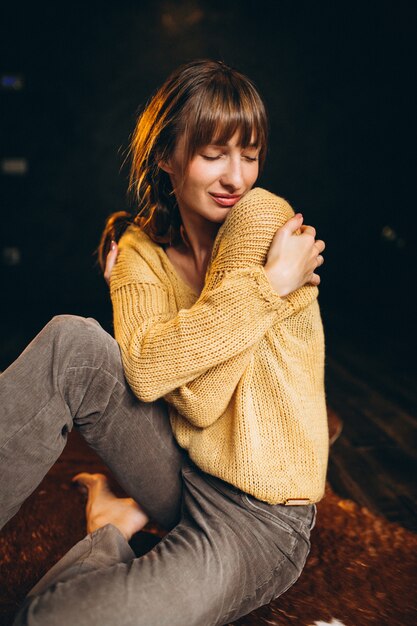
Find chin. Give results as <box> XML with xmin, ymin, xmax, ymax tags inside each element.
<box><xmin>210</xmin><ymin>211</ymin><xmax>231</xmax><ymax>224</ymax></box>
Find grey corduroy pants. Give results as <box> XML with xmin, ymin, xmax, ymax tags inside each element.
<box><xmin>0</xmin><ymin>315</ymin><xmax>316</xmax><ymax>626</ymax></box>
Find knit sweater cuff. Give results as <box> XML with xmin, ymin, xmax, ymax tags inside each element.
<box><xmin>250</xmin><ymin>266</ymin><xmax>289</xmax><ymax>310</ymax></box>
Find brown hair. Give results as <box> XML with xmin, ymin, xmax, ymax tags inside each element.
<box><xmin>98</xmin><ymin>59</ymin><xmax>269</xmax><ymax>270</ymax></box>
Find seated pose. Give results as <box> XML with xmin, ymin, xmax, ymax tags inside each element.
<box><xmin>0</xmin><ymin>59</ymin><xmax>327</xmax><ymax>626</ymax></box>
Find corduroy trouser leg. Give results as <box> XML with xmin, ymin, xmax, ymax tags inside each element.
<box><xmin>0</xmin><ymin>315</ymin><xmax>316</xmax><ymax>626</ymax></box>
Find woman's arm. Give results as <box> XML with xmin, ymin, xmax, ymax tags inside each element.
<box><xmin>111</xmin><ymin>188</ymin><xmax>320</xmax><ymax>426</ymax></box>
<box><xmin>162</xmin><ymin>344</ymin><xmax>256</xmax><ymax>427</ymax></box>
<box><xmin>162</xmin><ymin>189</ymin><xmax>319</xmax><ymax>425</ymax></box>
<box><xmin>111</xmin><ymin>246</ymin><xmax>290</xmax><ymax>405</ymax></box>
<box><xmin>107</xmin><ymin>243</ymin><xmax>265</xmax><ymax>427</ymax></box>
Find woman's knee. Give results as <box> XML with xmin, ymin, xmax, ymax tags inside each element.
<box><xmin>47</xmin><ymin>314</ymin><xmax>102</xmax><ymax>336</ymax></box>
<box><xmin>46</xmin><ymin>315</ymin><xmax>108</xmax><ymax>343</ymax></box>
<box><xmin>43</xmin><ymin>315</ymin><xmax>121</xmax><ymax>371</ymax></box>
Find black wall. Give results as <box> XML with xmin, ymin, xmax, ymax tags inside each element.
<box><xmin>1</xmin><ymin>0</ymin><xmax>415</xmax><ymax>368</ymax></box>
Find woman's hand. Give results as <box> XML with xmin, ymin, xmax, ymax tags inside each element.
<box><xmin>264</xmin><ymin>214</ymin><xmax>325</xmax><ymax>298</ymax></box>
<box><xmin>104</xmin><ymin>241</ymin><xmax>119</xmax><ymax>285</ymax></box>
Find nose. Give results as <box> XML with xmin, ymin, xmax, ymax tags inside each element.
<box><xmin>220</xmin><ymin>156</ymin><xmax>244</xmax><ymax>191</ymax></box>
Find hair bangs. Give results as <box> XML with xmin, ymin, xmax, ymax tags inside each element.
<box><xmin>98</xmin><ymin>59</ymin><xmax>271</xmax><ymax>259</ymax></box>
<box><xmin>182</xmin><ymin>76</ymin><xmax>268</xmax><ymax>170</ymax></box>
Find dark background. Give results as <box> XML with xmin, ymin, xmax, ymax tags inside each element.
<box><xmin>1</xmin><ymin>0</ymin><xmax>416</xmax><ymax>370</ymax></box>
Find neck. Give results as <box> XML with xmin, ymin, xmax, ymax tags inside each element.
<box><xmin>177</xmin><ymin>211</ymin><xmax>221</xmax><ymax>274</ymax></box>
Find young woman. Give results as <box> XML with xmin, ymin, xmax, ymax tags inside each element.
<box><xmin>1</xmin><ymin>59</ymin><xmax>327</xmax><ymax>626</ymax></box>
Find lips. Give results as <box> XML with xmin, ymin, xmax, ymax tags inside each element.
<box><xmin>209</xmin><ymin>193</ymin><xmax>242</xmax><ymax>207</ymax></box>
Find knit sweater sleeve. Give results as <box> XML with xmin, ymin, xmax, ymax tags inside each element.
<box><xmin>162</xmin><ymin>188</ymin><xmax>302</xmax><ymax>425</ymax></box>
<box><xmin>111</xmin><ymin>188</ymin><xmax>304</xmax><ymax>425</ymax></box>
<box><xmin>163</xmin><ymin>344</ymin><xmax>256</xmax><ymax>426</ymax></box>
<box><xmin>111</xmin><ymin>256</ymin><xmax>287</xmax><ymax>404</ymax></box>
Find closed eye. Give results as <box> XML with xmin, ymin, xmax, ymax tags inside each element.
<box><xmin>201</xmin><ymin>154</ymin><xmax>222</xmax><ymax>160</ymax></box>
<box><xmin>201</xmin><ymin>154</ymin><xmax>258</xmax><ymax>162</ymax></box>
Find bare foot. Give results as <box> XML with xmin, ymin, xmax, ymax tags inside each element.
<box><xmin>72</xmin><ymin>473</ymin><xmax>149</xmax><ymax>541</ymax></box>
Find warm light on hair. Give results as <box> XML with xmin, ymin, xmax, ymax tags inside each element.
<box><xmin>99</xmin><ymin>59</ymin><xmax>268</xmax><ymax>269</ymax></box>
<box><xmin>129</xmin><ymin>60</ymin><xmax>268</xmax><ymax>241</ymax></box>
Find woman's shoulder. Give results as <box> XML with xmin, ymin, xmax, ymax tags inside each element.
<box><xmin>208</xmin><ymin>187</ymin><xmax>296</xmax><ymax>272</ymax></box>
<box><xmin>119</xmin><ymin>223</ymin><xmax>155</xmax><ymax>248</ymax></box>
<box><xmin>111</xmin><ymin>224</ymin><xmax>168</xmax><ymax>289</ymax></box>
<box><xmin>233</xmin><ymin>187</ymin><xmax>295</xmax><ymax>225</ymax></box>
<box><xmin>215</xmin><ymin>187</ymin><xmax>295</xmax><ymax>243</ymax></box>
<box><xmin>244</xmin><ymin>187</ymin><xmax>294</xmax><ymax>214</ymax></box>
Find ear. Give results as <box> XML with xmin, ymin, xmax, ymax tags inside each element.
<box><xmin>158</xmin><ymin>158</ymin><xmax>174</xmax><ymax>175</ymax></box>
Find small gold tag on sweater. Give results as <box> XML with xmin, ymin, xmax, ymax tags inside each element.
<box><xmin>284</xmin><ymin>498</ymin><xmax>310</xmax><ymax>506</ymax></box>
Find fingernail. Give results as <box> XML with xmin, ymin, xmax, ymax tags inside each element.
<box><xmin>296</xmin><ymin>213</ymin><xmax>303</xmax><ymax>218</ymax></box>
<box><xmin>111</xmin><ymin>240</ymin><xmax>117</xmax><ymax>251</ymax></box>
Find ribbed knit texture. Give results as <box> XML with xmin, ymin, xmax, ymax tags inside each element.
<box><xmin>111</xmin><ymin>187</ymin><xmax>329</xmax><ymax>504</ymax></box>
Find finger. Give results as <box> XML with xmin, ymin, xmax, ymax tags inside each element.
<box><xmin>299</xmin><ymin>224</ymin><xmax>316</xmax><ymax>238</ymax></box>
<box><xmin>283</xmin><ymin>213</ymin><xmax>304</xmax><ymax>233</ymax></box>
<box><xmin>105</xmin><ymin>245</ymin><xmax>118</xmax><ymax>273</ymax></box>
<box><xmin>308</xmin><ymin>273</ymin><xmax>321</xmax><ymax>286</ymax></box>
<box><xmin>314</xmin><ymin>239</ymin><xmax>326</xmax><ymax>253</ymax></box>
<box><xmin>104</xmin><ymin>242</ymin><xmax>118</xmax><ymax>285</ymax></box>
<box><xmin>316</xmin><ymin>254</ymin><xmax>324</xmax><ymax>267</ymax></box>
<box><xmin>270</xmin><ymin>214</ymin><xmax>304</xmax><ymax>249</ymax></box>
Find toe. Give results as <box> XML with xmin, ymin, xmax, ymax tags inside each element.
<box><xmin>72</xmin><ymin>472</ymin><xmax>105</xmax><ymax>483</ymax></box>
<box><xmin>72</xmin><ymin>471</ymin><xmax>95</xmax><ymax>486</ymax></box>
<box><xmin>72</xmin><ymin>472</ymin><xmax>109</xmax><ymax>491</ymax></box>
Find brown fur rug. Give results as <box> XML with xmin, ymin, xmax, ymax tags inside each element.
<box><xmin>1</xmin><ymin>427</ymin><xmax>416</xmax><ymax>626</ymax></box>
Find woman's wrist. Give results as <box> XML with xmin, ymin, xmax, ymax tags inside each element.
<box><xmin>263</xmin><ymin>264</ymin><xmax>290</xmax><ymax>299</ymax></box>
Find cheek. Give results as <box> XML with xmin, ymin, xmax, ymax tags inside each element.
<box><xmin>186</xmin><ymin>162</ymin><xmax>218</xmax><ymax>189</ymax></box>
<box><xmin>245</xmin><ymin>164</ymin><xmax>259</xmax><ymax>186</ymax></box>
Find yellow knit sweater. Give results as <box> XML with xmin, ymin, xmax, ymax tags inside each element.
<box><xmin>110</xmin><ymin>187</ymin><xmax>329</xmax><ymax>505</ymax></box>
